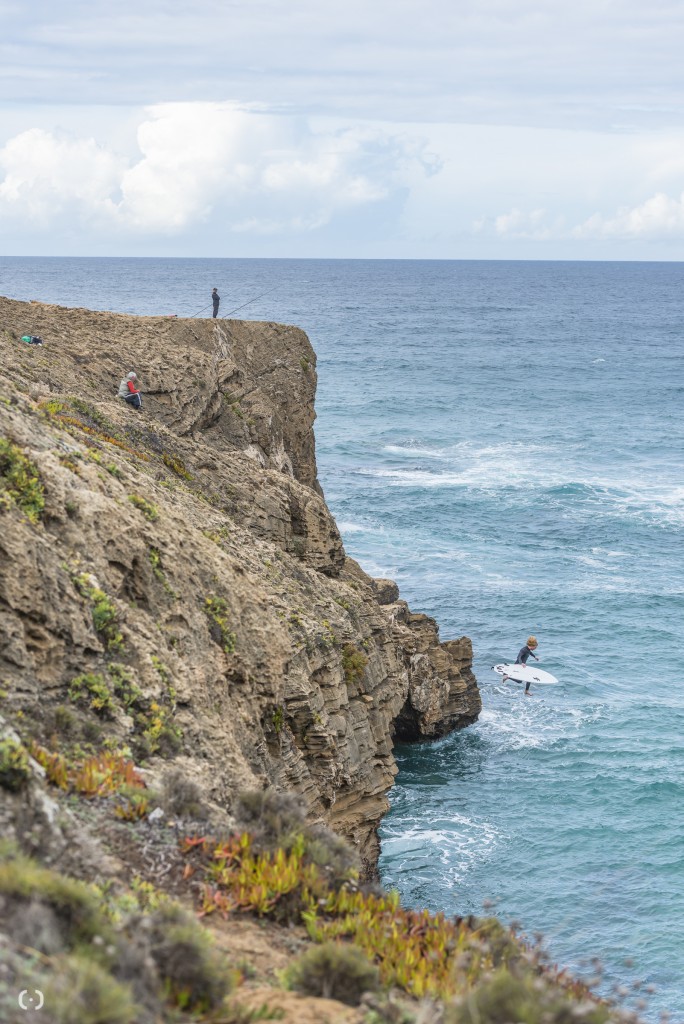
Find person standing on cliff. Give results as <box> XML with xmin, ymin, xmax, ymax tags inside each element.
<box><xmin>502</xmin><ymin>636</ymin><xmax>540</xmax><ymax>695</ymax></box>
<box><xmin>211</xmin><ymin>288</ymin><xmax>220</xmax><ymax>318</ymax></box>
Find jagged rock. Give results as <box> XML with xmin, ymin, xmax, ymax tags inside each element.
<box><xmin>371</xmin><ymin>578</ymin><xmax>399</xmax><ymax>605</ymax></box>
<box><xmin>0</xmin><ymin>297</ymin><xmax>481</xmax><ymax>874</ymax></box>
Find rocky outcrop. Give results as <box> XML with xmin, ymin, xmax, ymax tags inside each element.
<box><xmin>0</xmin><ymin>296</ymin><xmax>481</xmax><ymax>873</ymax></box>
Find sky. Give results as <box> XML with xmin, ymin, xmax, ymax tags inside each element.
<box><xmin>2</xmin><ymin>0</ymin><xmax>684</xmax><ymax>259</ymax></box>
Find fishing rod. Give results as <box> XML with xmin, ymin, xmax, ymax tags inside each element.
<box><xmin>221</xmin><ymin>288</ymin><xmax>277</xmax><ymax>319</ymax></box>
<box><xmin>187</xmin><ymin>302</ymin><xmax>213</xmax><ymax>318</ymax></box>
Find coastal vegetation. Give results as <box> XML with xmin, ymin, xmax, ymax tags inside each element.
<box><xmin>204</xmin><ymin>594</ymin><xmax>237</xmax><ymax>654</ymax></box>
<box><xmin>71</xmin><ymin>571</ymin><xmax>125</xmax><ymax>652</ymax></box>
<box><xmin>0</xmin><ymin>297</ymin><xmax>643</xmax><ymax>1023</ymax></box>
<box><xmin>0</xmin><ymin>736</ymin><xmax>31</xmax><ymax>791</ymax></box>
<box><xmin>0</xmin><ymin>436</ymin><xmax>45</xmax><ymax>523</ymax></box>
<box><xmin>0</xmin><ymin>777</ymin><xmax>622</xmax><ymax>1022</ymax></box>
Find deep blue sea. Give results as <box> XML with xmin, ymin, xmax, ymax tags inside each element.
<box><xmin>2</xmin><ymin>257</ymin><xmax>683</xmax><ymax>1020</ymax></box>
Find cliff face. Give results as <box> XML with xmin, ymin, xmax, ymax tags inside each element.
<box><xmin>0</xmin><ymin>297</ymin><xmax>480</xmax><ymax>872</ymax></box>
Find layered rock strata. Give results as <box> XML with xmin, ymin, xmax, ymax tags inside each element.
<box><xmin>0</xmin><ymin>297</ymin><xmax>480</xmax><ymax>872</ymax></box>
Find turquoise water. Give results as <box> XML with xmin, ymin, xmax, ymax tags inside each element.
<box><xmin>2</xmin><ymin>258</ymin><xmax>683</xmax><ymax>1019</ymax></box>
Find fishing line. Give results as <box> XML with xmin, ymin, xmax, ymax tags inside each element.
<box><xmin>221</xmin><ymin>288</ymin><xmax>277</xmax><ymax>319</ymax></box>
<box><xmin>186</xmin><ymin>302</ymin><xmax>213</xmax><ymax>318</ymax></box>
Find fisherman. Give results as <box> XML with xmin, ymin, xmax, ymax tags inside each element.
<box><xmin>117</xmin><ymin>371</ymin><xmax>142</xmax><ymax>410</ymax></box>
<box><xmin>211</xmin><ymin>288</ymin><xmax>220</xmax><ymax>318</ymax></box>
<box><xmin>502</xmin><ymin>636</ymin><xmax>540</xmax><ymax>695</ymax></box>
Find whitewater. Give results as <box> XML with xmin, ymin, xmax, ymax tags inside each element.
<box><xmin>2</xmin><ymin>256</ymin><xmax>682</xmax><ymax>1020</ymax></box>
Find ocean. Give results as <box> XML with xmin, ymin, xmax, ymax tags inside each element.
<box><xmin>2</xmin><ymin>257</ymin><xmax>683</xmax><ymax>1020</ymax></box>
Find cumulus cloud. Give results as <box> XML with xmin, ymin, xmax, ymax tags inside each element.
<box><xmin>494</xmin><ymin>207</ymin><xmax>550</xmax><ymax>239</ymax></box>
<box><xmin>0</xmin><ymin>102</ymin><xmax>428</xmax><ymax>239</ymax></box>
<box><xmin>473</xmin><ymin>206</ymin><xmax>565</xmax><ymax>241</ymax></box>
<box><xmin>572</xmin><ymin>192</ymin><xmax>684</xmax><ymax>239</ymax></box>
<box><xmin>0</xmin><ymin>127</ymin><xmax>125</xmax><ymax>225</ymax></box>
<box><xmin>476</xmin><ymin>191</ymin><xmax>684</xmax><ymax>245</ymax></box>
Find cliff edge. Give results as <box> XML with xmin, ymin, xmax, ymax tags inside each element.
<box><xmin>0</xmin><ymin>296</ymin><xmax>480</xmax><ymax>873</ymax></box>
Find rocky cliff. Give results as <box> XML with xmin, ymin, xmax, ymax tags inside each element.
<box><xmin>0</xmin><ymin>296</ymin><xmax>480</xmax><ymax>874</ymax></box>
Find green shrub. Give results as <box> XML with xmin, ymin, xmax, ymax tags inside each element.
<box><xmin>285</xmin><ymin>941</ymin><xmax>379</xmax><ymax>1005</ymax></box>
<box><xmin>82</xmin><ymin>719</ymin><xmax>104</xmax><ymax>744</ymax></box>
<box><xmin>127</xmin><ymin>494</ymin><xmax>158</xmax><ymax>521</ymax></box>
<box><xmin>303</xmin><ymin>822</ymin><xmax>360</xmax><ymax>883</ymax></box>
<box><xmin>91</xmin><ymin>594</ymin><xmax>123</xmax><ymax>649</ymax></box>
<box><xmin>0</xmin><ymin>856</ymin><xmax>110</xmax><ymax>950</ymax></box>
<box><xmin>136</xmin><ymin>700</ymin><xmax>182</xmax><ymax>756</ymax></box>
<box><xmin>0</xmin><ymin>854</ymin><xmax>239</xmax><ymax>1023</ymax></box>
<box><xmin>445</xmin><ymin>969</ymin><xmax>611</xmax><ymax>1024</ymax></box>
<box><xmin>235</xmin><ymin>788</ymin><xmax>307</xmax><ymax>850</ymax></box>
<box><xmin>54</xmin><ymin>704</ymin><xmax>80</xmax><ymax>737</ymax></box>
<box><xmin>68</xmin><ymin>673</ymin><xmax>116</xmax><ymax>716</ymax></box>
<box><xmin>162</xmin><ymin>452</ymin><xmax>193</xmax><ymax>480</ymax></box>
<box><xmin>72</xmin><ymin>573</ymin><xmax>124</xmax><ymax>652</ymax></box>
<box><xmin>205</xmin><ymin>595</ymin><xmax>236</xmax><ymax>654</ymax></box>
<box><xmin>474</xmin><ymin>917</ymin><xmax>525</xmax><ymax>969</ymax></box>
<box><xmin>341</xmin><ymin>644</ymin><xmax>368</xmax><ymax>685</ymax></box>
<box><xmin>42</xmin><ymin>399</ymin><xmax>149</xmax><ymax>461</ymax></box>
<box><xmin>0</xmin><ymin>437</ymin><xmax>44</xmax><ymax>523</ymax></box>
<box><xmin>107</xmin><ymin>663</ymin><xmax>143</xmax><ymax>710</ymax></box>
<box><xmin>149</xmin><ymin>903</ymin><xmax>232</xmax><ymax>1013</ymax></box>
<box><xmin>66</xmin><ymin>659</ymin><xmax>181</xmax><ymax>757</ymax></box>
<box><xmin>70</xmin><ymin>398</ymin><xmax>119</xmax><ymax>437</ymax></box>
<box><xmin>148</xmin><ymin>545</ymin><xmax>163</xmax><ymax>575</ymax></box>
<box><xmin>161</xmin><ymin>768</ymin><xmax>206</xmax><ymax>819</ymax></box>
<box><xmin>41</xmin><ymin>398</ymin><xmax>68</xmax><ymax>416</ymax></box>
<box><xmin>0</xmin><ymin>737</ymin><xmax>31</xmax><ymax>791</ymax></box>
<box><xmin>233</xmin><ymin>789</ymin><xmax>358</xmax><ymax>880</ymax></box>
<box><xmin>43</xmin><ymin>955</ymin><xmax>136</xmax><ymax>1024</ymax></box>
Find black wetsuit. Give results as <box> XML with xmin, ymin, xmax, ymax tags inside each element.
<box><xmin>516</xmin><ymin>645</ymin><xmax>538</xmax><ymax>691</ymax></box>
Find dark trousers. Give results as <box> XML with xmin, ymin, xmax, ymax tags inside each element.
<box><xmin>212</xmin><ymin>302</ymin><xmax>219</xmax><ymax>318</ymax></box>
<box><xmin>123</xmin><ymin>392</ymin><xmax>142</xmax><ymax>409</ymax></box>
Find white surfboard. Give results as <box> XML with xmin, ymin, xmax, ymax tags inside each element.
<box><xmin>493</xmin><ymin>663</ymin><xmax>559</xmax><ymax>686</ymax></box>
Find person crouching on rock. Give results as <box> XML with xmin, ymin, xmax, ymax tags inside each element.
<box><xmin>118</xmin><ymin>371</ymin><xmax>142</xmax><ymax>410</ymax></box>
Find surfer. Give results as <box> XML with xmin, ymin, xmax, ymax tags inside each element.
<box><xmin>502</xmin><ymin>636</ymin><xmax>539</xmax><ymax>695</ymax></box>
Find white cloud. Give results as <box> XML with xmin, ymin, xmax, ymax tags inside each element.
<box><xmin>4</xmin><ymin>110</ymin><xmax>684</xmax><ymax>257</ymax></box>
<box><xmin>0</xmin><ymin>102</ymin><xmax>429</xmax><ymax>239</ymax></box>
<box><xmin>572</xmin><ymin>192</ymin><xmax>684</xmax><ymax>239</ymax></box>
<box><xmin>493</xmin><ymin>207</ymin><xmax>554</xmax><ymax>240</ymax></box>
<box><xmin>476</xmin><ymin>187</ymin><xmax>684</xmax><ymax>247</ymax></box>
<box><xmin>470</xmin><ymin>206</ymin><xmax>567</xmax><ymax>242</ymax></box>
<box><xmin>5</xmin><ymin>1</ymin><xmax>684</xmax><ymax>130</ymax></box>
<box><xmin>0</xmin><ymin>127</ymin><xmax>125</xmax><ymax>225</ymax></box>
